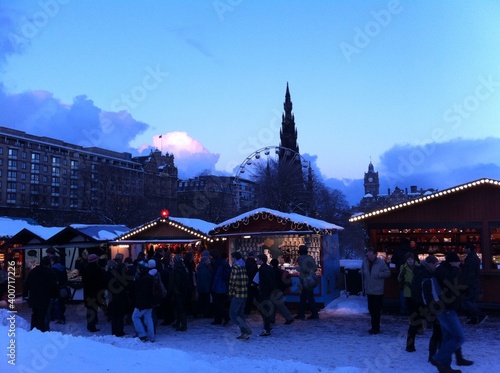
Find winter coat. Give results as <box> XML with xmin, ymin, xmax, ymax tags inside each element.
<box><xmin>410</xmin><ymin>260</ymin><xmax>435</xmax><ymax>306</ymax></box>
<box><xmin>196</xmin><ymin>258</ymin><xmax>212</xmax><ymax>294</ymax></box>
<box><xmin>462</xmin><ymin>252</ymin><xmax>481</xmax><ymax>298</ymax></box>
<box><xmin>106</xmin><ymin>267</ymin><xmax>130</xmax><ymax>316</ymax></box>
<box><xmin>245</xmin><ymin>258</ymin><xmax>258</xmax><ymax>286</ymax></box>
<box><xmin>298</xmin><ymin>254</ymin><xmax>317</xmax><ymax>283</ymax></box>
<box><xmin>361</xmin><ymin>257</ymin><xmax>390</xmax><ymax>295</ymax></box>
<box><xmin>211</xmin><ymin>258</ymin><xmax>231</xmax><ymax>294</ymax></box>
<box><xmin>81</xmin><ymin>262</ymin><xmax>105</xmax><ymax>307</ymax></box>
<box><xmin>23</xmin><ymin>265</ymin><xmax>58</xmax><ymax>309</ymax></box>
<box><xmin>228</xmin><ymin>259</ymin><xmax>248</xmax><ymax>299</ymax></box>
<box><xmin>434</xmin><ymin>261</ymin><xmax>465</xmax><ymax>311</ymax></box>
<box><xmin>257</xmin><ymin>263</ymin><xmax>276</xmax><ymax>300</ymax></box>
<box><xmin>134</xmin><ymin>272</ymin><xmax>156</xmax><ymax>310</ymax></box>
<box><xmin>398</xmin><ymin>262</ymin><xmax>420</xmax><ymax>298</ymax></box>
<box><xmin>170</xmin><ymin>260</ymin><xmax>190</xmax><ymax>296</ymax></box>
<box><xmin>52</xmin><ymin>262</ymin><xmax>68</xmax><ymax>290</ymax></box>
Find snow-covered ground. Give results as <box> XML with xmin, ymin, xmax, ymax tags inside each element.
<box><xmin>1</xmin><ymin>295</ymin><xmax>499</xmax><ymax>373</ymax></box>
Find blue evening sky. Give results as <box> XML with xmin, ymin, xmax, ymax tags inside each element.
<box><xmin>1</xmin><ymin>0</ymin><xmax>500</xmax><ymax>204</ymax></box>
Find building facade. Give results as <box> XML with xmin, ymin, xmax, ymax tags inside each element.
<box><xmin>0</xmin><ymin>126</ymin><xmax>177</xmax><ymax>227</ymax></box>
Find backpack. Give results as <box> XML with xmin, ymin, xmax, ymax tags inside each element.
<box><xmin>421</xmin><ymin>276</ymin><xmax>441</xmax><ymax>305</ymax></box>
<box><xmin>281</xmin><ymin>269</ymin><xmax>292</xmax><ymax>289</ymax></box>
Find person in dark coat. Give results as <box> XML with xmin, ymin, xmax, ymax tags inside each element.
<box><xmin>210</xmin><ymin>250</ymin><xmax>230</xmax><ymax>325</ymax></box>
<box><xmin>244</xmin><ymin>251</ymin><xmax>258</xmax><ymax>315</ymax></box>
<box><xmin>256</xmin><ymin>254</ymin><xmax>276</xmax><ymax>336</ymax></box>
<box><xmin>132</xmin><ymin>265</ymin><xmax>156</xmax><ymax>342</ymax></box>
<box><xmin>50</xmin><ymin>255</ymin><xmax>69</xmax><ymax>324</ymax></box>
<box><xmin>195</xmin><ymin>250</ymin><xmax>212</xmax><ymax>318</ymax></box>
<box><xmin>169</xmin><ymin>254</ymin><xmax>191</xmax><ymax>331</ymax></box>
<box><xmin>183</xmin><ymin>251</ymin><xmax>196</xmax><ymax>316</ymax></box>
<box><xmin>430</xmin><ymin>252</ymin><xmax>471</xmax><ymax>373</ymax></box>
<box><xmin>23</xmin><ymin>256</ymin><xmax>58</xmax><ymax>332</ymax></box>
<box><xmin>296</xmin><ymin>245</ymin><xmax>320</xmax><ymax>321</ymax></box>
<box><xmin>81</xmin><ymin>254</ymin><xmax>106</xmax><ymax>332</ymax></box>
<box><xmin>269</xmin><ymin>258</ymin><xmax>294</xmax><ymax>324</ymax></box>
<box><xmin>461</xmin><ymin>243</ymin><xmax>486</xmax><ymax>325</ymax></box>
<box><xmin>123</xmin><ymin>256</ymin><xmax>136</xmax><ymax>325</ymax></box>
<box><xmin>105</xmin><ymin>259</ymin><xmax>129</xmax><ymax>337</ymax></box>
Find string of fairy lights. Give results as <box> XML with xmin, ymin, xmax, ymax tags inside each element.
<box><xmin>349</xmin><ymin>178</ymin><xmax>500</xmax><ymax>223</ymax></box>
<box><xmin>117</xmin><ymin>218</ymin><xmax>213</xmax><ymax>242</ymax></box>
<box><xmin>210</xmin><ymin>210</ymin><xmax>335</xmax><ymax>236</ymax></box>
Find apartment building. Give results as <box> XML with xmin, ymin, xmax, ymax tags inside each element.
<box><xmin>0</xmin><ymin>126</ymin><xmax>177</xmax><ymax>226</ymax></box>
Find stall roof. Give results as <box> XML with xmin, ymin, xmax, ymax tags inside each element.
<box><xmin>210</xmin><ymin>207</ymin><xmax>344</xmax><ymax>236</ymax></box>
<box><xmin>0</xmin><ymin>216</ymin><xmax>44</xmax><ymax>238</ymax></box>
<box><xmin>349</xmin><ymin>178</ymin><xmax>500</xmax><ymax>223</ymax></box>
<box><xmin>113</xmin><ymin>217</ymin><xmax>216</xmax><ymax>242</ymax></box>
<box><xmin>47</xmin><ymin>224</ymin><xmax>130</xmax><ymax>245</ymax></box>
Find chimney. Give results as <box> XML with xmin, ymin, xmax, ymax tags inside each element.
<box><xmin>411</xmin><ymin>185</ymin><xmax>417</xmax><ymax>193</ymax></box>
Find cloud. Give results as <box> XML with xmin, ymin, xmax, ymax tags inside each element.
<box><xmin>152</xmin><ymin>131</ymin><xmax>220</xmax><ymax>178</ymax></box>
<box><xmin>0</xmin><ymin>85</ymin><xmax>149</xmax><ymax>153</ymax></box>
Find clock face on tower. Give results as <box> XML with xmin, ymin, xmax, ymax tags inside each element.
<box><xmin>368</xmin><ymin>177</ymin><xmax>373</xmax><ymax>182</ymax></box>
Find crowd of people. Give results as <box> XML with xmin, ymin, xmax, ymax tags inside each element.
<box><xmin>22</xmin><ymin>244</ymin><xmax>322</xmax><ymax>343</ymax></box>
<box><xmin>385</xmin><ymin>242</ymin><xmax>486</xmax><ymax>373</ymax></box>
<box><xmin>20</xmin><ymin>241</ymin><xmax>487</xmax><ymax>373</ymax></box>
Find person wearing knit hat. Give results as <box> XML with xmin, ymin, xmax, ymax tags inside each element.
<box><xmin>87</xmin><ymin>254</ymin><xmax>99</xmax><ymax>263</ymax></box>
<box><xmin>146</xmin><ymin>259</ymin><xmax>155</xmax><ymax>268</ymax></box>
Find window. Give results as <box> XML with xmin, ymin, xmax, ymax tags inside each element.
<box><xmin>7</xmin><ymin>193</ymin><xmax>16</xmax><ymax>204</ymax></box>
<box><xmin>30</xmin><ymin>174</ymin><xmax>40</xmax><ymax>183</ymax></box>
<box><xmin>52</xmin><ymin>157</ymin><xmax>61</xmax><ymax>164</ymax></box>
<box><xmin>7</xmin><ymin>171</ymin><xmax>16</xmax><ymax>180</ymax></box>
<box><xmin>31</xmin><ymin>163</ymin><xmax>40</xmax><ymax>173</ymax></box>
<box><xmin>22</xmin><ymin>151</ymin><xmax>27</xmax><ymax>159</ymax></box>
<box><xmin>8</xmin><ymin>148</ymin><xmax>18</xmax><ymax>158</ymax></box>
<box><xmin>8</xmin><ymin>160</ymin><xmax>17</xmax><ymax>169</ymax></box>
<box><xmin>31</xmin><ymin>153</ymin><xmax>40</xmax><ymax>162</ymax></box>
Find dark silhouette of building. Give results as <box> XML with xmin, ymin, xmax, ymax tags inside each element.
<box><xmin>176</xmin><ymin>175</ymin><xmax>242</xmax><ymax>223</ymax></box>
<box><xmin>358</xmin><ymin>161</ymin><xmax>438</xmax><ymax>212</ymax></box>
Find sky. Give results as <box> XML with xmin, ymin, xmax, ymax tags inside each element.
<box><xmin>3</xmin><ymin>288</ymin><xmax>500</xmax><ymax>373</ymax></box>
<box><xmin>1</xmin><ymin>1</ymin><xmax>500</xmax><ymax>205</ymax></box>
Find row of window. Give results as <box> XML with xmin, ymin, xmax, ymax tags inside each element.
<box><xmin>1</xmin><ymin>192</ymin><xmax>79</xmax><ymax>207</ymax></box>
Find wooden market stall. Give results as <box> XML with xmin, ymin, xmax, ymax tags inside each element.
<box><xmin>108</xmin><ymin>215</ymin><xmax>216</xmax><ymax>260</ymax></box>
<box><xmin>349</xmin><ymin>178</ymin><xmax>500</xmax><ymax>306</ymax></box>
<box><xmin>209</xmin><ymin>207</ymin><xmax>344</xmax><ymax>306</ymax></box>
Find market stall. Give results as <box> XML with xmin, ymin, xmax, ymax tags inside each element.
<box><xmin>209</xmin><ymin>207</ymin><xmax>344</xmax><ymax>306</ymax></box>
<box><xmin>109</xmin><ymin>214</ymin><xmax>216</xmax><ymax>260</ymax></box>
<box><xmin>349</xmin><ymin>178</ymin><xmax>500</xmax><ymax>305</ymax></box>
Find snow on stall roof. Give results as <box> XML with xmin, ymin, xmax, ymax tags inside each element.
<box><xmin>21</xmin><ymin>226</ymin><xmax>65</xmax><ymax>240</ymax></box>
<box><xmin>0</xmin><ymin>217</ymin><xmax>64</xmax><ymax>240</ymax></box>
<box><xmin>169</xmin><ymin>217</ymin><xmax>216</xmax><ymax>235</ymax></box>
<box><xmin>213</xmin><ymin>207</ymin><xmax>344</xmax><ymax>231</ymax></box>
<box><xmin>69</xmin><ymin>224</ymin><xmax>130</xmax><ymax>241</ymax></box>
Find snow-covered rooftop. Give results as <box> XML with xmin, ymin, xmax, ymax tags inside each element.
<box><xmin>211</xmin><ymin>207</ymin><xmax>344</xmax><ymax>234</ymax></box>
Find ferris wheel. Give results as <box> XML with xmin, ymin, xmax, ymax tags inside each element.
<box><xmin>234</xmin><ymin>146</ymin><xmax>310</xmax><ymax>213</ymax></box>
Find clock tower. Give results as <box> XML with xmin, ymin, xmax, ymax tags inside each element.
<box><xmin>364</xmin><ymin>161</ymin><xmax>379</xmax><ymax>197</ymax></box>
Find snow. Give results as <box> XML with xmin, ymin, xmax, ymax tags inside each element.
<box><xmin>0</xmin><ymin>217</ymin><xmax>42</xmax><ymax>238</ymax></box>
<box><xmin>169</xmin><ymin>217</ymin><xmax>217</xmax><ymax>235</ymax></box>
<box><xmin>212</xmin><ymin>207</ymin><xmax>344</xmax><ymax>232</ymax></box>
<box><xmin>2</xmin><ymin>295</ymin><xmax>499</xmax><ymax>373</ymax></box>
